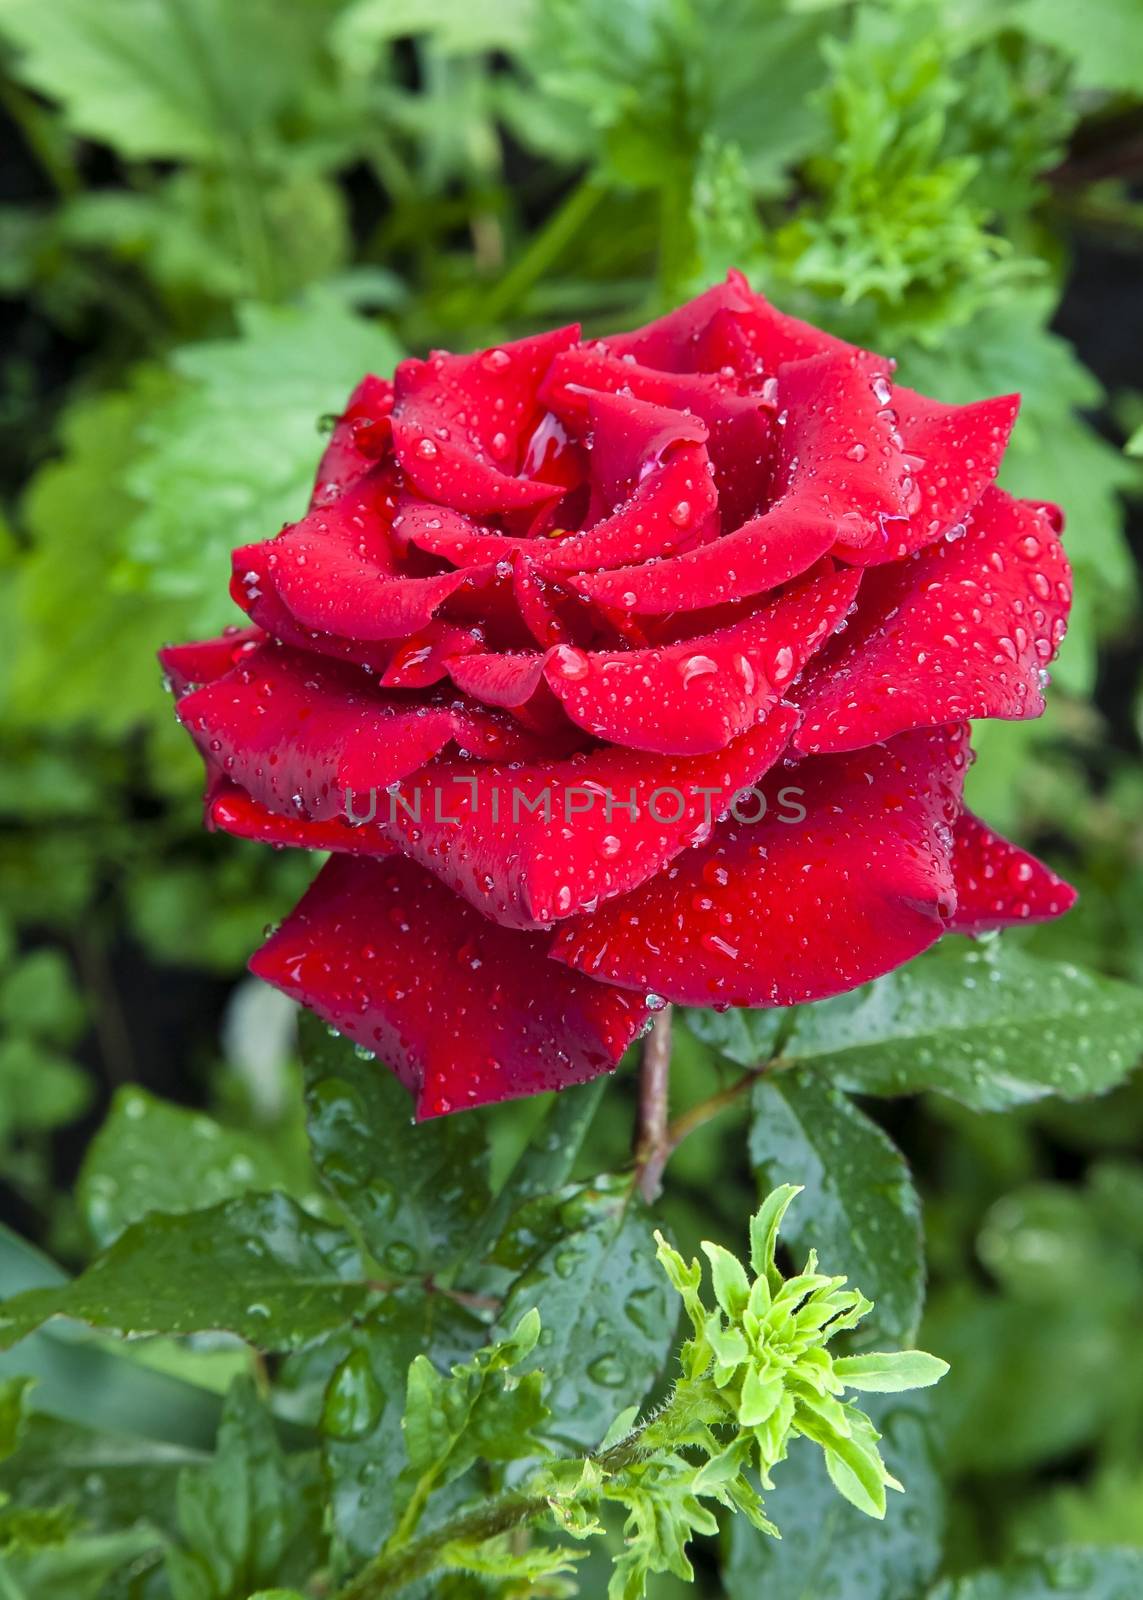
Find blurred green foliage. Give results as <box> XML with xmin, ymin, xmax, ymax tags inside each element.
<box><xmin>0</xmin><ymin>0</ymin><xmax>1142</xmax><ymax>1594</ymax></box>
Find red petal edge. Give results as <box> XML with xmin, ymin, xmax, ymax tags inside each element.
<box><xmin>250</xmin><ymin>854</ymin><xmax>649</xmax><ymax>1118</ymax></box>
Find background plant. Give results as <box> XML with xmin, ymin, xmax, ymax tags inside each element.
<box><xmin>1</xmin><ymin>0</ymin><xmax>1142</xmax><ymax>1595</ymax></box>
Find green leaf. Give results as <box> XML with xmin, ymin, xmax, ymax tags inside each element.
<box><xmin>766</xmin><ymin>939</ymin><xmax>1143</xmax><ymax>1111</ymax></box>
<box><xmin>800</xmin><ymin>1403</ymin><xmax>891</xmax><ymax>1520</ymax></box>
<box><xmin>59</xmin><ymin>166</ymin><xmax>352</xmax><ymax>309</ymax></box>
<box><xmin>1018</xmin><ymin>0</ymin><xmax>1143</xmax><ymax>93</ymax></box>
<box><xmin>316</xmin><ymin>1290</ymin><xmax>484</xmax><ymax>1566</ymax></box>
<box><xmin>397</xmin><ymin>1312</ymin><xmax>550</xmax><ymax>1536</ymax></box>
<box><xmin>0</xmin><ymin>948</ymin><xmax>85</xmax><ymax>1044</ymax></box>
<box><xmin>926</xmin><ymin>1546</ymin><xmax>1143</xmax><ymax>1599</ymax></box>
<box><xmin>0</xmin><ymin>1526</ymin><xmax>164</xmax><ymax>1600</ymax></box>
<box><xmin>78</xmin><ymin>1086</ymin><xmax>308</xmax><ymax>1249</ymax></box>
<box><xmin>0</xmin><ymin>1413</ymin><xmax>199</xmax><ymax>1541</ymax></box>
<box><xmin>166</xmin><ymin>1375</ymin><xmax>324</xmax><ymax>1600</ymax></box>
<box><xmin>494</xmin><ymin>1175</ymin><xmax>676</xmax><ymax>1449</ymax></box>
<box><xmin>922</xmin><ymin>1286</ymin><xmax>1127</xmax><ymax>1474</ymax></box>
<box><xmin>438</xmin><ymin>1532</ymin><xmax>583</xmax><ymax>1585</ymax></box>
<box><xmin>0</xmin><ymin>1378</ymin><xmax>31</xmax><ymax>1461</ymax></box>
<box><xmin>0</xmin><ymin>1194</ymin><xmax>372</xmax><ymax>1352</ymax></box>
<box><xmin>833</xmin><ymin>1352</ymin><xmax>949</xmax><ymax>1393</ymax></box>
<box><xmin>701</xmin><ymin>1242</ymin><xmax>751</xmax><ymax>1319</ymax></box>
<box><xmin>0</xmin><ymin>1223</ymin><xmax>224</xmax><ymax>1449</ymax></box>
<box><xmin>605</xmin><ymin>1452</ymin><xmax>719</xmax><ymax>1596</ymax></box>
<box><xmin>747</xmin><ymin>1182</ymin><xmax>802</xmax><ymax>1295</ymax></box>
<box><xmin>333</xmin><ymin>0</ymin><xmax>535</xmax><ymax>60</ymax></box>
<box><xmin>300</xmin><ymin>1011</ymin><xmax>491</xmax><ymax>1279</ymax></box>
<box><xmin>532</xmin><ymin>0</ymin><xmax>833</xmax><ymax>200</ymax></box>
<box><xmin>926</xmin><ymin>1162</ymin><xmax>1143</xmax><ymax>1474</ymax></box>
<box><xmin>0</xmin><ymin>0</ymin><xmax>330</xmax><ymax>161</ymax></box>
<box><xmin>0</xmin><ymin>1037</ymin><xmax>91</xmax><ymax>1142</ymax></box>
<box><xmin>461</xmin><ymin>1078</ymin><xmax>608</xmax><ymax>1277</ymax></box>
<box><xmin>8</xmin><ymin>374</ymin><xmax>193</xmax><ymax>740</ymax></box>
<box><xmin>724</xmin><ymin>1399</ymin><xmax>944</xmax><ymax>1600</ymax></box>
<box><xmin>748</xmin><ymin>1074</ymin><xmax>925</xmax><ymax>1345</ymax></box>
<box><xmin>125</xmin><ymin>295</ymin><xmax>402</xmax><ymax>635</ymax></box>
<box><xmin>761</xmin><ymin>6</ymin><xmax>1046</xmax><ymax>344</ymax></box>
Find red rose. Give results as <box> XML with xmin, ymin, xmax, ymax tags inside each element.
<box><xmin>162</xmin><ymin>273</ymin><xmax>1075</xmax><ymax>1118</ymax></box>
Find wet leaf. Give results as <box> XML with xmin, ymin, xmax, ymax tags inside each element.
<box><xmin>725</xmin><ymin>1397</ymin><xmax>943</xmax><ymax>1600</ymax></box>
<box><xmin>0</xmin><ymin>1194</ymin><xmax>372</xmax><ymax>1353</ymax></box>
<box><xmin>493</xmin><ymin>1175</ymin><xmax>675</xmax><ymax>1449</ymax></box>
<box><xmin>0</xmin><ymin>1525</ymin><xmax>164</xmax><ymax>1600</ymax></box>
<box><xmin>748</xmin><ymin>1072</ymin><xmax>924</xmax><ymax>1345</ymax></box>
<box><xmin>300</xmin><ymin>1011</ymin><xmax>491</xmax><ymax>1281</ymax></box>
<box><xmin>0</xmin><ymin>1376</ymin><xmax>31</xmax><ymax>1460</ymax></box>
<box><xmin>926</xmin><ymin>1546</ymin><xmax>1143</xmax><ymax>1599</ymax></box>
<box><xmin>0</xmin><ymin>1413</ymin><xmax>198</xmax><ymax>1541</ymax></box>
<box><xmin>125</xmin><ymin>296</ymin><xmax>402</xmax><ymax>634</ymax></box>
<box><xmin>79</xmin><ymin>1087</ymin><xmax>307</xmax><ymax>1249</ymax></box>
<box><xmin>317</xmin><ymin>1290</ymin><xmax>484</xmax><ymax>1566</ymax></box>
<box><xmin>706</xmin><ymin>939</ymin><xmax>1143</xmax><ymax>1110</ymax></box>
<box><xmin>166</xmin><ymin>1376</ymin><xmax>325</xmax><ymax>1600</ymax></box>
<box><xmin>462</xmin><ymin>1078</ymin><xmax>608</xmax><ymax>1280</ymax></box>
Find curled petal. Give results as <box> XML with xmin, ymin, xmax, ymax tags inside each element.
<box><xmin>947</xmin><ymin>812</ymin><xmax>1077</xmax><ymax>931</ymax></box>
<box><xmin>234</xmin><ymin>476</ymin><xmax>493</xmax><ymax>644</ymax></box>
<box><xmin>250</xmin><ymin>855</ymin><xmax>649</xmax><ymax>1117</ymax></box>
<box><xmin>793</xmin><ymin>488</ymin><xmax>1071</xmax><ymax>755</ymax></box>
<box><xmin>574</xmin><ymin>351</ymin><xmax>907</xmax><ymax>614</ymax></box>
<box><xmin>511</xmin><ymin>552</ymin><xmax>581</xmax><ymax>647</ymax></box>
<box><xmin>391</xmin><ymin>326</ymin><xmax>578</xmax><ymax>513</ymax></box>
<box><xmin>582</xmin><ymin>389</ymin><xmax>708</xmax><ymax>510</ymax></box>
<box><xmin>398</xmin><ymin>437</ymin><xmax>720</xmax><ymax>579</ymax></box>
<box><xmin>210</xmin><ymin>782</ymin><xmax>398</xmax><ymax>856</ymax></box>
<box><xmin>600</xmin><ymin>276</ymin><xmax>758</xmax><ymax>371</ymax></box>
<box><xmin>600</xmin><ymin>272</ymin><xmax>866</xmax><ymax>376</ymax></box>
<box><xmin>885</xmin><ymin>387</ymin><xmax>1019</xmax><ymax>560</ymax></box>
<box><xmin>541</xmin><ymin>348</ymin><xmax>775</xmax><ymax>529</ymax></box>
<box><xmin>706</xmin><ymin>274</ymin><xmax>871</xmax><ymax>375</ymax></box>
<box><xmin>159</xmin><ymin>628</ymin><xmax>262</xmax><ymax>697</ymax></box>
<box><xmin>176</xmin><ymin>641</ymin><xmax>542</xmax><ymax>822</ymax></box>
<box><xmin>546</xmin><ymin>563</ymin><xmax>860</xmax><ymax>754</ymax></box>
<box><xmin>551</xmin><ymin>725</ymin><xmax>968</xmax><ymax>1006</ymax></box>
<box><xmin>446</xmin><ymin>649</ymin><xmax>549</xmax><ymax>710</ymax></box>
<box><xmin>310</xmin><ymin>374</ymin><xmax>394</xmax><ymax>505</ymax></box>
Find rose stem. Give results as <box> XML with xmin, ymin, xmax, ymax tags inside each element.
<box><xmin>634</xmin><ymin>1005</ymin><xmax>673</xmax><ymax>1203</ymax></box>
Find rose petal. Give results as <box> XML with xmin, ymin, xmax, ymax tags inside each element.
<box><xmin>209</xmin><ymin>782</ymin><xmax>398</xmax><ymax>856</ymax></box>
<box><xmin>541</xmin><ymin>347</ymin><xmax>775</xmax><ymax>529</ymax></box>
<box><xmin>545</xmin><ymin>563</ymin><xmax>860</xmax><ymax>754</ymax></box>
<box><xmin>391</xmin><ymin>326</ymin><xmax>578</xmax><ymax>514</ymax></box>
<box><xmin>310</xmin><ymin>374</ymin><xmax>394</xmax><ymax>506</ymax></box>
<box><xmin>883</xmin><ymin>387</ymin><xmax>1019</xmax><ymax>560</ymax></box>
<box><xmin>573</xmin><ymin>350</ymin><xmax>907</xmax><ymax>614</ymax></box>
<box><xmin>600</xmin><ymin>276</ymin><xmax>757</xmax><ymax>371</ymax></box>
<box><xmin>234</xmin><ymin>468</ymin><xmax>494</xmax><ymax>643</ymax></box>
<box><xmin>176</xmin><ymin>641</ymin><xmax>540</xmax><ymax>822</ymax></box>
<box><xmin>445</xmin><ymin>649</ymin><xmax>548</xmax><ymax>708</ymax></box>
<box><xmin>376</xmin><ymin>705</ymin><xmax>799</xmax><ymax>929</ymax></box>
<box><xmin>793</xmin><ymin>488</ymin><xmax>1070</xmax><ymax>755</ymax></box>
<box><xmin>397</xmin><ymin>434</ymin><xmax>719</xmax><ymax>580</ymax></box>
<box><xmin>159</xmin><ymin>628</ymin><xmax>263</xmax><ymax>697</ymax></box>
<box><xmin>947</xmin><ymin>811</ymin><xmax>1077</xmax><ymax>930</ymax></box>
<box><xmin>708</xmin><ymin>278</ymin><xmax>874</xmax><ymax>376</ymax></box>
<box><xmin>551</xmin><ymin>725</ymin><xmax>967</xmax><ymax>1006</ymax></box>
<box><xmin>250</xmin><ymin>854</ymin><xmax>648</xmax><ymax>1117</ymax></box>
<box><xmin>582</xmin><ymin>389</ymin><xmax>708</xmax><ymax>509</ymax></box>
